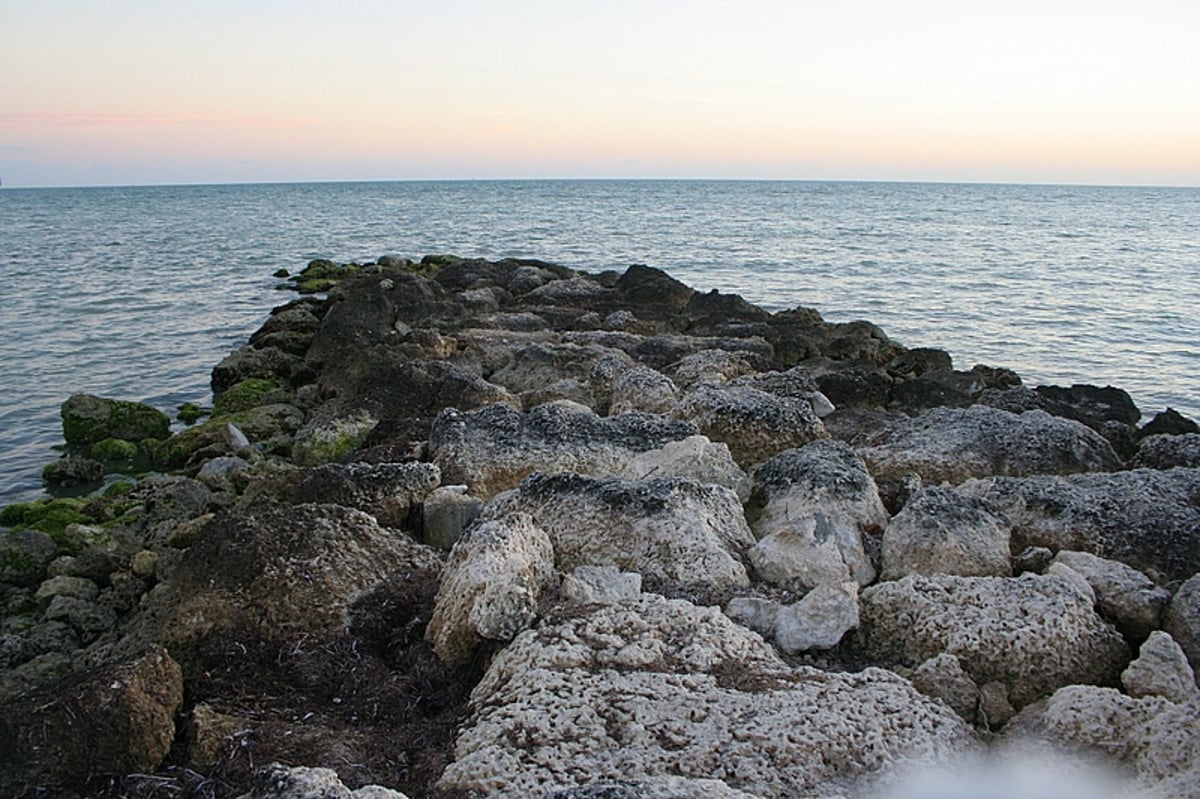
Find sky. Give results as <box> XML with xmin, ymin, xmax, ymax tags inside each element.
<box><xmin>2</xmin><ymin>0</ymin><xmax>1198</xmax><ymax>188</ymax></box>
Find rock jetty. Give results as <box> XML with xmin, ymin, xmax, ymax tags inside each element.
<box><xmin>2</xmin><ymin>255</ymin><xmax>1198</xmax><ymax>799</ymax></box>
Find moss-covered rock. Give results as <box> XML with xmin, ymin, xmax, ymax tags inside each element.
<box><xmin>0</xmin><ymin>498</ymin><xmax>93</xmax><ymax>543</ymax></box>
<box><xmin>153</xmin><ymin>404</ymin><xmax>303</xmax><ymax>468</ymax></box>
<box><xmin>89</xmin><ymin>438</ymin><xmax>140</xmax><ymax>462</ymax></box>
<box><xmin>212</xmin><ymin>378</ymin><xmax>288</xmax><ymax>418</ymax></box>
<box><xmin>0</xmin><ymin>529</ymin><xmax>58</xmax><ymax>587</ymax></box>
<box><xmin>291</xmin><ymin>412</ymin><xmax>377</xmax><ymax>467</ymax></box>
<box><xmin>289</xmin><ymin>258</ymin><xmax>364</xmax><ymax>293</ymax></box>
<box><xmin>177</xmin><ymin>402</ymin><xmax>207</xmax><ymax>425</ymax></box>
<box><xmin>41</xmin><ymin>457</ymin><xmax>105</xmax><ymax>486</ymax></box>
<box><xmin>61</xmin><ymin>394</ymin><xmax>170</xmax><ymax>446</ymax></box>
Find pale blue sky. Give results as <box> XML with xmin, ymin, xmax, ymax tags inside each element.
<box><xmin>2</xmin><ymin>0</ymin><xmax>1198</xmax><ymax>187</ymax></box>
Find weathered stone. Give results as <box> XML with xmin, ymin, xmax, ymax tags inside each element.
<box><xmin>1044</xmin><ymin>562</ymin><xmax>1096</xmax><ymax>604</ymax></box>
<box><xmin>544</xmin><ymin>778</ymin><xmax>764</xmax><ymax>799</ymax></box>
<box><xmin>1164</xmin><ymin>574</ymin><xmax>1200</xmax><ymax>684</ymax></box>
<box><xmin>609</xmin><ymin>365</ymin><xmax>681</xmax><ymax>416</ymax></box>
<box><xmin>126</xmin><ymin>502</ymin><xmax>443</xmax><ymax>654</ymax></box>
<box><xmin>745</xmin><ymin>441</ymin><xmax>883</xmax><ymax>588</ymax></box>
<box><xmin>664</xmin><ymin>349</ymin><xmax>759</xmax><ymax>389</ymax></box>
<box><xmin>0</xmin><ymin>646</ymin><xmax>183</xmax><ymax>792</ymax></box>
<box><xmin>422</xmin><ymin>484</ymin><xmax>484</xmax><ymax>549</ymax></box>
<box><xmin>856</xmin><ymin>406</ymin><xmax>1122</xmax><ymax>484</ymax></box>
<box><xmin>1122</xmin><ymin>631</ymin><xmax>1198</xmax><ymax>703</ymax></box>
<box><xmin>426</xmin><ymin>513</ymin><xmax>556</xmax><ymax>664</ymax></box>
<box><xmin>859</xmin><ymin>573</ymin><xmax>1130</xmax><ymax>707</ymax></box>
<box><xmin>1034</xmin><ymin>383</ymin><xmax>1141</xmax><ymax>428</ymax></box>
<box><xmin>278</xmin><ymin>461</ymin><xmax>441</xmax><ymax>528</ymax></box>
<box><xmin>1050</xmin><ymin>550</ymin><xmax>1169</xmax><ymax>639</ymax></box>
<box><xmin>561</xmin><ymin>565</ymin><xmax>643</xmax><ymax>605</ymax></box>
<box><xmin>44</xmin><ymin>594</ymin><xmax>117</xmax><ymax>641</ymax></box>
<box><xmin>911</xmin><ymin>653</ymin><xmax>979</xmax><ymax>723</ymax></box>
<box><xmin>291</xmin><ymin>410</ymin><xmax>378</xmax><ymax>466</ymax></box>
<box><xmin>880</xmin><ymin>486</ymin><xmax>1012</xmax><ymax>580</ymax></box>
<box><xmin>438</xmin><ymin>594</ymin><xmax>979</xmax><ymax>798</ymax></box>
<box><xmin>773</xmin><ymin>581</ymin><xmax>859</xmax><ymax>653</ymax></box>
<box><xmin>485</xmin><ymin>472</ymin><xmax>755</xmax><ymax>593</ymax></box>
<box><xmin>34</xmin><ymin>574</ymin><xmax>100</xmax><ymax>604</ymax></box>
<box><xmin>0</xmin><ymin>529</ymin><xmax>59</xmax><ymax>587</ymax></box>
<box><xmin>61</xmin><ymin>393</ymin><xmax>171</xmax><ymax>445</ymax></box>
<box><xmin>958</xmin><ymin>468</ymin><xmax>1200</xmax><ymax>583</ymax></box>
<box><xmin>1139</xmin><ymin>407</ymin><xmax>1200</xmax><ymax>438</ymax></box>
<box><xmin>211</xmin><ymin>345</ymin><xmax>304</xmax><ymax>395</ymax></box>
<box><xmin>723</xmin><ymin>596</ymin><xmax>780</xmax><ymax>639</ymax></box>
<box><xmin>978</xmin><ymin>681</ymin><xmax>1017</xmax><ymax>729</ymax></box>
<box><xmin>673</xmin><ymin>382</ymin><xmax>827</xmax><ymax>467</ymax></box>
<box><xmin>1134</xmin><ymin>433</ymin><xmax>1200</xmax><ymax>469</ymax></box>
<box><xmin>42</xmin><ymin>456</ymin><xmax>105</xmax><ymax>486</ymax></box>
<box><xmin>430</xmin><ymin>402</ymin><xmax>698</xmax><ymax>500</ymax></box>
<box><xmin>235</xmin><ymin>762</ymin><xmax>410</xmax><ymax>799</ymax></box>
<box><xmin>622</xmin><ymin>435</ymin><xmax>750</xmax><ymax>502</ymax></box>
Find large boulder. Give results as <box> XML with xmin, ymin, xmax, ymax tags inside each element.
<box><xmin>879</xmin><ymin>486</ymin><xmax>1012</xmax><ymax>580</ymax></box>
<box><xmin>0</xmin><ymin>646</ymin><xmax>183</xmax><ymax>793</ymax></box>
<box><xmin>957</xmin><ymin>468</ymin><xmax>1200</xmax><ymax>583</ymax></box>
<box><xmin>745</xmin><ymin>441</ymin><xmax>884</xmax><ymax>590</ymax></box>
<box><xmin>61</xmin><ymin>393</ymin><xmax>170</xmax><ymax>446</ymax></box>
<box><xmin>426</xmin><ymin>513</ymin><xmax>557</xmax><ymax>665</ymax></box>
<box><xmin>437</xmin><ymin>594</ymin><xmax>979</xmax><ymax>798</ymax></box>
<box><xmin>1049</xmin><ymin>550</ymin><xmax>1170</xmax><ymax>639</ymax></box>
<box><xmin>429</xmin><ymin>402</ymin><xmax>698</xmax><ymax>500</ymax></box>
<box><xmin>672</xmin><ymin>383</ymin><xmax>827</xmax><ymax>467</ymax></box>
<box><xmin>859</xmin><ymin>573</ymin><xmax>1130</xmax><ymax>707</ymax></box>
<box><xmin>483</xmin><ymin>472</ymin><xmax>755</xmax><ymax>594</ymax></box>
<box><xmin>126</xmin><ymin>502</ymin><xmax>443</xmax><ymax>654</ymax></box>
<box><xmin>856</xmin><ymin>406</ymin><xmax>1122</xmax><ymax>484</ymax></box>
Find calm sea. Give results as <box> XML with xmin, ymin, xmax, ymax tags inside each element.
<box><xmin>1</xmin><ymin>180</ymin><xmax>1197</xmax><ymax>505</ymax></box>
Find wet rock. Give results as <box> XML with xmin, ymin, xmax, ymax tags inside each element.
<box><xmin>429</xmin><ymin>402</ymin><xmax>698</xmax><ymax>500</ymax></box>
<box><xmin>1050</xmin><ymin>550</ymin><xmax>1170</xmax><ymax>639</ymax></box>
<box><xmin>485</xmin><ymin>472</ymin><xmax>755</xmax><ymax>593</ymax></box>
<box><xmin>1164</xmin><ymin>574</ymin><xmax>1200</xmax><ymax>681</ymax></box>
<box><xmin>61</xmin><ymin>393</ymin><xmax>171</xmax><ymax>446</ymax></box>
<box><xmin>1122</xmin><ymin>631</ymin><xmax>1198</xmax><ymax>703</ymax></box>
<box><xmin>672</xmin><ymin>382</ymin><xmax>827</xmax><ymax>468</ymax></box>
<box><xmin>277</xmin><ymin>461</ymin><xmax>441</xmax><ymax>528</ymax></box>
<box><xmin>235</xmin><ymin>762</ymin><xmax>410</xmax><ymax>799</ymax></box>
<box><xmin>890</xmin><ymin>369</ymin><xmax>980</xmax><ymax>413</ymax></box>
<box><xmin>212</xmin><ymin>345</ymin><xmax>304</xmax><ymax>395</ymax></box>
<box><xmin>745</xmin><ymin>441</ymin><xmax>884</xmax><ymax>589</ymax></box>
<box><xmin>1034</xmin><ymin>383</ymin><xmax>1141</xmax><ymax>428</ymax></box>
<box><xmin>426</xmin><ymin>513</ymin><xmax>556</xmax><ymax>664</ymax></box>
<box><xmin>879</xmin><ymin>486</ymin><xmax>1012</xmax><ymax>580</ymax></box>
<box><xmin>1134</xmin><ymin>432</ymin><xmax>1200</xmax><ymax>469</ymax></box>
<box><xmin>0</xmin><ymin>646</ymin><xmax>183</xmax><ymax>792</ymax></box>
<box><xmin>858</xmin><ymin>573</ymin><xmax>1130</xmax><ymax>707</ymax></box>
<box><xmin>857</xmin><ymin>406</ymin><xmax>1122</xmax><ymax>484</ymax></box>
<box><xmin>1139</xmin><ymin>407</ymin><xmax>1199</xmax><ymax>438</ymax></box>
<box><xmin>437</xmin><ymin>594</ymin><xmax>978</xmax><ymax>798</ymax></box>
<box><xmin>957</xmin><ymin>468</ymin><xmax>1200</xmax><ymax>583</ymax></box>
<box><xmin>42</xmin><ymin>455</ymin><xmax>105</xmax><ymax>486</ymax></box>
<box><xmin>812</xmin><ymin>365</ymin><xmax>893</xmax><ymax>409</ymax></box>
<box><xmin>0</xmin><ymin>529</ymin><xmax>58</xmax><ymax>587</ymax></box>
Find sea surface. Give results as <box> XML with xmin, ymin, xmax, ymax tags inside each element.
<box><xmin>1</xmin><ymin>180</ymin><xmax>1198</xmax><ymax>505</ymax></box>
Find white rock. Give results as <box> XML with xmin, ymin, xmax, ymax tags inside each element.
<box><xmin>426</xmin><ymin>513</ymin><xmax>556</xmax><ymax>664</ymax></box>
<box><xmin>623</xmin><ymin>435</ymin><xmax>751</xmax><ymax>502</ymax></box>
<box><xmin>609</xmin><ymin>365</ymin><xmax>680</xmax><ymax>416</ymax></box>
<box><xmin>1051</xmin><ymin>550</ymin><xmax>1170</xmax><ymax>638</ymax></box>
<box><xmin>880</xmin><ymin>487</ymin><xmax>1012</xmax><ymax>580</ymax></box>
<box><xmin>749</xmin><ymin>518</ymin><xmax>852</xmax><ymax>591</ymax></box>
<box><xmin>1122</xmin><ymin>631</ymin><xmax>1199</xmax><ymax>703</ymax></box>
<box><xmin>774</xmin><ymin>581</ymin><xmax>860</xmax><ymax>653</ymax></box>
<box><xmin>723</xmin><ymin>596</ymin><xmax>781</xmax><ymax>638</ymax></box>
<box><xmin>562</xmin><ymin>565</ymin><xmax>642</xmax><ymax>605</ymax></box>
<box><xmin>1045</xmin><ymin>562</ymin><xmax>1097</xmax><ymax>604</ymax></box>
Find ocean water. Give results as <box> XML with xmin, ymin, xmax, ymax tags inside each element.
<box><xmin>1</xmin><ymin>180</ymin><xmax>1197</xmax><ymax>505</ymax></box>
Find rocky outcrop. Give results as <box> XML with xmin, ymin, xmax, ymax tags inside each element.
<box><xmin>856</xmin><ymin>406</ymin><xmax>1122</xmax><ymax>483</ymax></box>
<box><xmin>438</xmin><ymin>594</ymin><xmax>979</xmax><ymax>799</ymax></box>
<box><xmin>859</xmin><ymin>573</ymin><xmax>1130</xmax><ymax>707</ymax></box>
<box><xmin>957</xmin><ymin>468</ymin><xmax>1200</xmax><ymax>582</ymax></box>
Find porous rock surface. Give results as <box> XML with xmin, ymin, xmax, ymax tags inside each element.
<box><xmin>958</xmin><ymin>468</ymin><xmax>1200</xmax><ymax>582</ymax></box>
<box><xmin>858</xmin><ymin>573</ymin><xmax>1129</xmax><ymax>707</ymax></box>
<box><xmin>879</xmin><ymin>486</ymin><xmax>1012</xmax><ymax>580</ymax></box>
<box><xmin>438</xmin><ymin>594</ymin><xmax>979</xmax><ymax>799</ymax></box>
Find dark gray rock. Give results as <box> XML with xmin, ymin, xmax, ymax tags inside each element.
<box><xmin>1134</xmin><ymin>433</ymin><xmax>1200</xmax><ymax>469</ymax></box>
<box><xmin>275</xmin><ymin>462</ymin><xmax>441</xmax><ymax>528</ymax></box>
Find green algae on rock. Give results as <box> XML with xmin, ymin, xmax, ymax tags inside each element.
<box><xmin>61</xmin><ymin>394</ymin><xmax>171</xmax><ymax>447</ymax></box>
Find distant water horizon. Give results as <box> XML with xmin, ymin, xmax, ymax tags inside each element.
<box><xmin>2</xmin><ymin>179</ymin><xmax>1197</xmax><ymax>505</ymax></box>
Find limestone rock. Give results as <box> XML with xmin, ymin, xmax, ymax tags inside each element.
<box><xmin>422</xmin><ymin>484</ymin><xmax>484</xmax><ymax>549</ymax></box>
<box><xmin>235</xmin><ymin>762</ymin><xmax>410</xmax><ymax>799</ymax></box>
<box><xmin>277</xmin><ymin>461</ymin><xmax>441</xmax><ymax>528</ymax></box>
<box><xmin>1050</xmin><ymin>550</ymin><xmax>1170</xmax><ymax>638</ymax></box>
<box><xmin>856</xmin><ymin>406</ymin><xmax>1122</xmax><ymax>484</ymax></box>
<box><xmin>1165</xmin><ymin>574</ymin><xmax>1200</xmax><ymax>682</ymax></box>
<box><xmin>562</xmin><ymin>565</ymin><xmax>643</xmax><ymax>605</ymax></box>
<box><xmin>773</xmin><ymin>581</ymin><xmax>860</xmax><ymax>653</ymax></box>
<box><xmin>673</xmin><ymin>382</ymin><xmax>827</xmax><ymax>467</ymax></box>
<box><xmin>622</xmin><ymin>435</ymin><xmax>750</xmax><ymax>502</ymax></box>
<box><xmin>858</xmin><ymin>573</ymin><xmax>1130</xmax><ymax>707</ymax></box>
<box><xmin>430</xmin><ymin>402</ymin><xmax>698</xmax><ymax>500</ymax></box>
<box><xmin>291</xmin><ymin>410</ymin><xmax>378</xmax><ymax>467</ymax></box>
<box><xmin>127</xmin><ymin>501</ymin><xmax>443</xmax><ymax>653</ymax></box>
<box><xmin>438</xmin><ymin>594</ymin><xmax>979</xmax><ymax>798</ymax></box>
<box><xmin>486</xmin><ymin>472</ymin><xmax>756</xmax><ymax>593</ymax></box>
<box><xmin>61</xmin><ymin>393</ymin><xmax>171</xmax><ymax>445</ymax></box>
<box><xmin>958</xmin><ymin>468</ymin><xmax>1200</xmax><ymax>582</ymax></box>
<box><xmin>1122</xmin><ymin>631</ymin><xmax>1198</xmax><ymax>703</ymax></box>
<box><xmin>663</xmin><ymin>348</ymin><xmax>758</xmax><ymax>388</ymax></box>
<box><xmin>1134</xmin><ymin>432</ymin><xmax>1200</xmax><ymax>469</ymax></box>
<box><xmin>745</xmin><ymin>440</ymin><xmax>884</xmax><ymax>588</ymax></box>
<box><xmin>731</xmin><ymin>365</ymin><xmax>834</xmax><ymax>417</ymax></box>
<box><xmin>0</xmin><ymin>646</ymin><xmax>183</xmax><ymax>792</ymax></box>
<box><xmin>609</xmin><ymin>365</ymin><xmax>681</xmax><ymax>416</ymax></box>
<box><xmin>544</xmin><ymin>778</ymin><xmax>765</xmax><ymax>799</ymax></box>
<box><xmin>911</xmin><ymin>653</ymin><xmax>980</xmax><ymax>723</ymax></box>
<box><xmin>426</xmin><ymin>513</ymin><xmax>556</xmax><ymax>664</ymax></box>
<box><xmin>880</xmin><ymin>486</ymin><xmax>1011</xmax><ymax>580</ymax></box>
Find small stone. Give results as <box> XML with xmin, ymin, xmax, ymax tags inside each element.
<box><xmin>561</xmin><ymin>565</ymin><xmax>641</xmax><ymax>604</ymax></box>
<box><xmin>774</xmin><ymin>581</ymin><xmax>859</xmax><ymax>653</ymax></box>
<box><xmin>724</xmin><ymin>596</ymin><xmax>781</xmax><ymax>638</ymax></box>
<box><xmin>912</xmin><ymin>653</ymin><xmax>980</xmax><ymax>723</ymax></box>
<box><xmin>1051</xmin><ymin>550</ymin><xmax>1170</xmax><ymax>638</ymax></box>
<box><xmin>978</xmin><ymin>681</ymin><xmax>1017</xmax><ymax>729</ymax></box>
<box><xmin>34</xmin><ymin>575</ymin><xmax>100</xmax><ymax>605</ymax></box>
<box><xmin>1014</xmin><ymin>546</ymin><xmax>1054</xmax><ymax>574</ymax></box>
<box><xmin>131</xmin><ymin>550</ymin><xmax>159</xmax><ymax>578</ymax></box>
<box><xmin>1121</xmin><ymin>631</ymin><xmax>1198</xmax><ymax>703</ymax></box>
<box><xmin>422</xmin><ymin>485</ymin><xmax>483</xmax><ymax>549</ymax></box>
